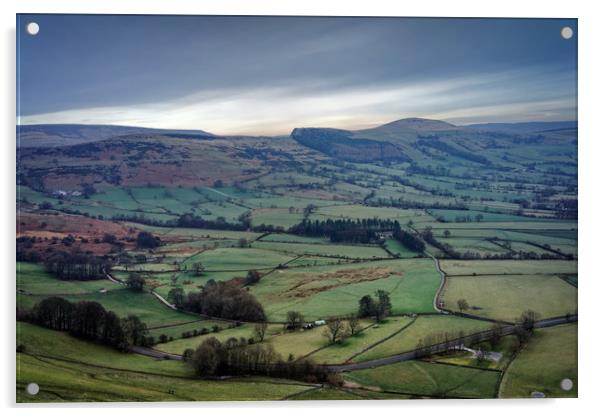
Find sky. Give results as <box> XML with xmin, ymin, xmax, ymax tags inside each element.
<box><xmin>17</xmin><ymin>15</ymin><xmax>577</xmax><ymax>135</ymax></box>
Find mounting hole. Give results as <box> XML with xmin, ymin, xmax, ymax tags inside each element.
<box><xmin>26</xmin><ymin>382</ymin><xmax>39</xmax><ymax>396</ymax></box>
<box><xmin>560</xmin><ymin>378</ymin><xmax>573</xmax><ymax>391</ymax></box>
<box><xmin>561</xmin><ymin>26</ymin><xmax>573</xmax><ymax>40</ymax></box>
<box><xmin>26</xmin><ymin>22</ymin><xmax>40</xmax><ymax>36</ymax></box>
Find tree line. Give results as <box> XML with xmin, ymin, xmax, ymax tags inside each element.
<box><xmin>18</xmin><ymin>297</ymin><xmax>152</xmax><ymax>350</ymax></box>
<box><xmin>392</xmin><ymin>224</ymin><xmax>425</xmax><ymax>252</ymax></box>
<box><xmin>288</xmin><ymin>218</ymin><xmax>400</xmax><ymax>244</ymax></box>
<box><xmin>184</xmin><ymin>336</ymin><xmax>338</xmax><ymax>384</ymax></box>
<box><xmin>43</xmin><ymin>251</ymin><xmax>110</xmax><ymax>281</ymax></box>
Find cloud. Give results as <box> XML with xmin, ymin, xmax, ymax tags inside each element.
<box><xmin>19</xmin><ymin>68</ymin><xmax>576</xmax><ymax>135</ymax></box>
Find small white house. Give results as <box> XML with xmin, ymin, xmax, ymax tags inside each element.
<box><xmin>314</xmin><ymin>320</ymin><xmax>326</xmax><ymax>326</ymax></box>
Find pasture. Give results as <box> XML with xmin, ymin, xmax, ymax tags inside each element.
<box><xmin>250</xmin><ymin>259</ymin><xmax>441</xmax><ymax>321</ymax></box>
<box><xmin>499</xmin><ymin>324</ymin><xmax>577</xmax><ymax>398</ymax></box>
<box><xmin>442</xmin><ymin>275</ymin><xmax>577</xmax><ymax>321</ymax></box>
<box><xmin>354</xmin><ymin>315</ymin><xmax>491</xmax><ymax>362</ymax></box>
<box><xmin>344</xmin><ymin>359</ymin><xmax>501</xmax><ymax>398</ymax></box>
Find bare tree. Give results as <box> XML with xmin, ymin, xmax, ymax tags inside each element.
<box><xmin>254</xmin><ymin>322</ymin><xmax>268</xmax><ymax>342</ymax></box>
<box><xmin>348</xmin><ymin>316</ymin><xmax>361</xmax><ymax>335</ymax></box>
<box><xmin>457</xmin><ymin>298</ymin><xmax>469</xmax><ymax>312</ymax></box>
<box><xmin>323</xmin><ymin>317</ymin><xmax>346</xmax><ymax>344</ymax></box>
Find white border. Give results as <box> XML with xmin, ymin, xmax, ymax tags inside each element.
<box><xmin>2</xmin><ymin>0</ymin><xmax>601</xmax><ymax>414</ymax></box>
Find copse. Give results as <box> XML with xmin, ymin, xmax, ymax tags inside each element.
<box><xmin>44</xmin><ymin>251</ymin><xmax>110</xmax><ymax>281</ymax></box>
<box><xmin>26</xmin><ymin>297</ymin><xmax>152</xmax><ymax>350</ymax></box>
<box><xmin>182</xmin><ymin>280</ymin><xmax>266</xmax><ymax>321</ymax></box>
<box><xmin>188</xmin><ymin>336</ymin><xmax>337</xmax><ymax>383</ymax></box>
<box><xmin>358</xmin><ymin>290</ymin><xmax>392</xmax><ymax>322</ymax></box>
<box><xmin>136</xmin><ymin>231</ymin><xmax>161</xmax><ymax>249</ymax></box>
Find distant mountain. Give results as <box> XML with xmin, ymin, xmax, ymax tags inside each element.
<box><xmin>465</xmin><ymin>121</ymin><xmax>577</xmax><ymax>134</ymax></box>
<box><xmin>363</xmin><ymin>117</ymin><xmax>460</xmax><ymax>134</ymax></box>
<box><xmin>17</xmin><ymin>124</ymin><xmax>214</xmax><ymax>147</ymax></box>
<box><xmin>291</xmin><ymin>117</ymin><xmax>577</xmax><ymax>164</ymax></box>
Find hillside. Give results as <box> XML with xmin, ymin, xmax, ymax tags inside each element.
<box><xmin>17</xmin><ymin>124</ymin><xmax>214</xmax><ymax>147</ymax></box>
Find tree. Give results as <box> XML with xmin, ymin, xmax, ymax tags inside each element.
<box><xmin>358</xmin><ymin>295</ymin><xmax>376</xmax><ymax>318</ymax></box>
<box><xmin>70</xmin><ymin>301</ymin><xmax>107</xmax><ymax>340</ymax></box>
<box><xmin>254</xmin><ymin>322</ymin><xmax>268</xmax><ymax>342</ymax></box>
<box><xmin>167</xmin><ymin>287</ymin><xmax>185</xmax><ymax>308</ymax></box>
<box><xmin>126</xmin><ymin>273</ymin><xmax>146</xmax><ymax>292</ymax></box>
<box><xmin>286</xmin><ymin>311</ymin><xmax>304</xmax><ymax>330</ymax></box>
<box><xmin>32</xmin><ymin>296</ymin><xmax>75</xmax><ymax>331</ymax></box>
<box><xmin>348</xmin><ymin>316</ymin><xmax>361</xmax><ymax>335</ymax></box>
<box><xmin>192</xmin><ymin>262</ymin><xmax>205</xmax><ymax>276</ymax></box>
<box><xmin>443</xmin><ymin>230</ymin><xmax>451</xmax><ymax>238</ymax></box>
<box><xmin>475</xmin><ymin>214</ymin><xmax>484</xmax><ymax>222</ymax></box>
<box><xmin>237</xmin><ymin>237</ymin><xmax>249</xmax><ymax>248</ymax></box>
<box><xmin>375</xmin><ymin>290</ymin><xmax>392</xmax><ymax>322</ymax></box>
<box><xmin>136</xmin><ymin>231</ymin><xmax>160</xmax><ymax>249</ymax></box>
<box><xmin>457</xmin><ymin>298</ymin><xmax>469</xmax><ymax>312</ymax></box>
<box><xmin>303</xmin><ymin>204</ymin><xmax>317</xmax><ymax>217</ymax></box>
<box><xmin>324</xmin><ymin>317</ymin><xmax>346</xmax><ymax>344</ymax></box>
<box><xmin>121</xmin><ymin>314</ymin><xmax>149</xmax><ymax>347</ymax></box>
<box><xmin>245</xmin><ymin>270</ymin><xmax>261</xmax><ymax>285</ymax></box>
<box><xmin>518</xmin><ymin>310</ymin><xmax>539</xmax><ymax>332</ymax></box>
<box><xmin>489</xmin><ymin>322</ymin><xmax>504</xmax><ymax>348</ymax></box>
<box><xmin>191</xmin><ymin>337</ymin><xmax>221</xmax><ymax>376</ymax></box>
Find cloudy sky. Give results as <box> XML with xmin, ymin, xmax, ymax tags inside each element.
<box><xmin>17</xmin><ymin>15</ymin><xmax>577</xmax><ymax>135</ymax></box>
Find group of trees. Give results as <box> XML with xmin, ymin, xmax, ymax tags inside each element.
<box><xmin>185</xmin><ymin>336</ymin><xmax>337</xmax><ymax>383</ymax></box>
<box><xmin>182</xmin><ymin>280</ymin><xmax>266</xmax><ymax>321</ymax></box>
<box><xmin>244</xmin><ymin>270</ymin><xmax>262</xmax><ymax>286</ymax></box>
<box><xmin>358</xmin><ymin>290</ymin><xmax>392</xmax><ymax>321</ymax></box>
<box><xmin>136</xmin><ymin>231</ymin><xmax>161</xmax><ymax>249</ymax></box>
<box><xmin>322</xmin><ymin>316</ymin><xmax>361</xmax><ymax>344</ymax></box>
<box><xmin>126</xmin><ymin>273</ymin><xmax>146</xmax><ymax>292</ymax></box>
<box><xmin>44</xmin><ymin>251</ymin><xmax>110</xmax><ymax>281</ymax></box>
<box><xmin>22</xmin><ymin>296</ymin><xmax>152</xmax><ymax>350</ymax></box>
<box><xmin>289</xmin><ymin>218</ymin><xmax>399</xmax><ymax>244</ymax></box>
<box><xmin>392</xmin><ymin>224</ymin><xmax>425</xmax><ymax>252</ymax></box>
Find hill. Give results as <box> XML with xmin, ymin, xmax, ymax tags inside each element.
<box><xmin>17</xmin><ymin>124</ymin><xmax>214</xmax><ymax>147</ymax></box>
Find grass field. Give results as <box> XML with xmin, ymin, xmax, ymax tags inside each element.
<box><xmin>499</xmin><ymin>323</ymin><xmax>577</xmax><ymax>398</ymax></box>
<box><xmin>251</xmin><ymin>259</ymin><xmax>440</xmax><ymax>321</ymax></box>
<box><xmin>252</xmin><ymin>240</ymin><xmax>390</xmax><ymax>259</ymax></box>
<box><xmin>59</xmin><ymin>289</ymin><xmax>196</xmax><ymax>328</ymax></box>
<box><xmin>309</xmin><ymin>317</ymin><xmax>414</xmax><ymax>364</ymax></box>
<box><xmin>17</xmin><ymin>262</ymin><xmax>115</xmax><ymax>295</ymax></box>
<box><xmin>344</xmin><ymin>359</ymin><xmax>501</xmax><ymax>398</ymax></box>
<box><xmin>354</xmin><ymin>315</ymin><xmax>491</xmax><ymax>362</ymax></box>
<box><xmin>442</xmin><ymin>275</ymin><xmax>577</xmax><ymax>321</ymax></box>
<box><xmin>182</xmin><ymin>247</ymin><xmax>296</xmax><ymax>271</ymax></box>
<box><xmin>439</xmin><ymin>259</ymin><xmax>578</xmax><ymax>276</ymax></box>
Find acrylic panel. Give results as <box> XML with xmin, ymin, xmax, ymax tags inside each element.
<box><xmin>16</xmin><ymin>14</ymin><xmax>577</xmax><ymax>402</ymax></box>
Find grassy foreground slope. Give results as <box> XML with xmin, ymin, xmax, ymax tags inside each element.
<box><xmin>16</xmin><ymin>322</ymin><xmax>315</xmax><ymax>402</ymax></box>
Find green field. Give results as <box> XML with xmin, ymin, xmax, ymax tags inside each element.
<box><xmin>344</xmin><ymin>359</ymin><xmax>501</xmax><ymax>398</ymax></box>
<box><xmin>354</xmin><ymin>315</ymin><xmax>491</xmax><ymax>362</ymax></box>
<box><xmin>309</xmin><ymin>317</ymin><xmax>415</xmax><ymax>364</ymax></box>
<box><xmin>439</xmin><ymin>259</ymin><xmax>578</xmax><ymax>276</ymax></box>
<box><xmin>499</xmin><ymin>324</ymin><xmax>577</xmax><ymax>398</ymax></box>
<box><xmin>442</xmin><ymin>275</ymin><xmax>577</xmax><ymax>321</ymax></box>
<box><xmin>252</xmin><ymin>240</ymin><xmax>390</xmax><ymax>259</ymax></box>
<box><xmin>251</xmin><ymin>259</ymin><xmax>440</xmax><ymax>321</ymax></box>
<box><xmin>17</xmin><ymin>262</ymin><xmax>115</xmax><ymax>295</ymax></box>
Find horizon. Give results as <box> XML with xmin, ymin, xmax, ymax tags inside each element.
<box><xmin>17</xmin><ymin>15</ymin><xmax>577</xmax><ymax>136</ymax></box>
<box><xmin>15</xmin><ymin>116</ymin><xmax>578</xmax><ymax>137</ymax></box>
